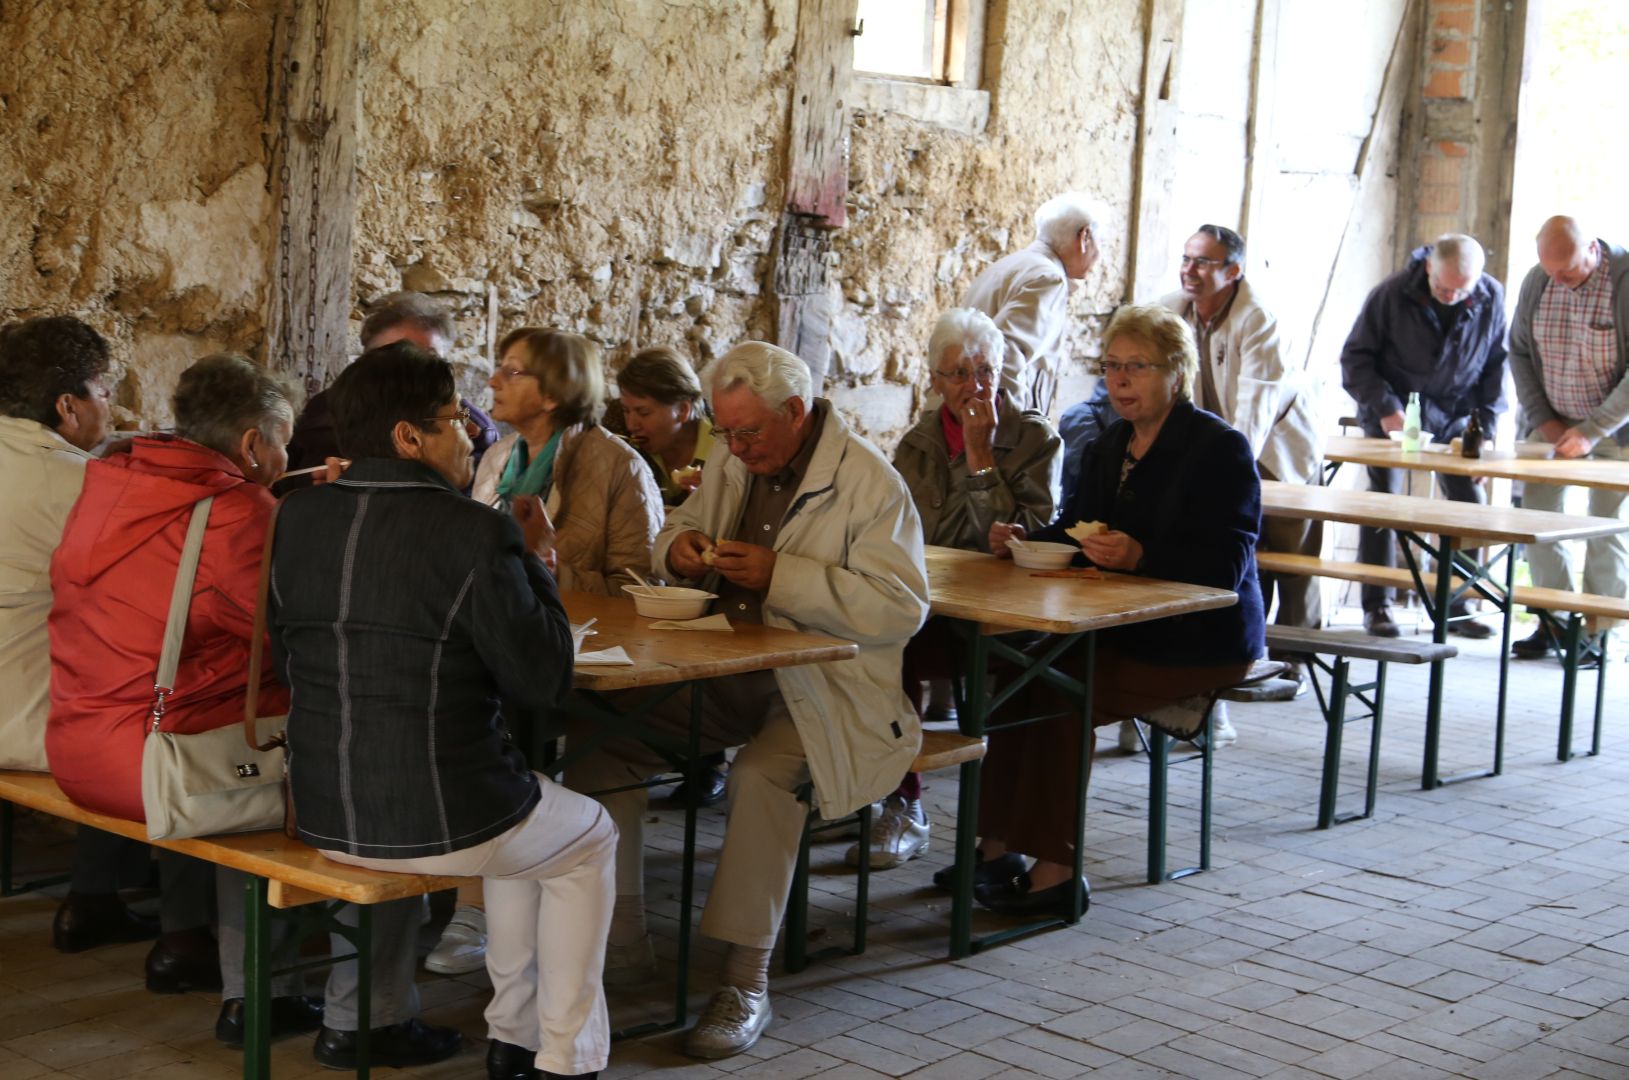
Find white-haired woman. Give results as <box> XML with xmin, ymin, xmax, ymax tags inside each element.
<box><xmin>850</xmin><ymin>310</ymin><xmax>1063</xmax><ymax>871</ymax></box>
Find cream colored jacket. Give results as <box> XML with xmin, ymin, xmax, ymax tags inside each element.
<box><xmin>1160</xmin><ymin>280</ymin><xmax>1324</xmax><ymax>486</ymax></box>
<box><xmin>962</xmin><ymin>241</ymin><xmax>1072</xmax><ymax>404</ymax></box>
<box><xmin>0</xmin><ymin>418</ymin><xmax>90</xmax><ymax>770</ymax></box>
<box><xmin>654</xmin><ymin>404</ymin><xmax>930</xmax><ymax>818</ymax></box>
<box><xmin>472</xmin><ymin>424</ymin><xmax>663</xmax><ymax>597</ymax></box>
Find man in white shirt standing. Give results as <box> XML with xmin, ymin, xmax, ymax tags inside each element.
<box><xmin>962</xmin><ymin>192</ymin><xmax>1103</xmax><ymax>414</ymax></box>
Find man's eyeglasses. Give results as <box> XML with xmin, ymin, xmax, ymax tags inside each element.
<box><xmin>714</xmin><ymin>425</ymin><xmax>767</xmax><ymax>446</ymax></box>
<box><xmin>1179</xmin><ymin>255</ymin><xmax>1226</xmax><ymax>270</ymax></box>
<box><xmin>1092</xmin><ymin>360</ymin><xmax>1164</xmax><ymax>377</ymax></box>
<box><xmin>420</xmin><ymin>405</ymin><xmax>473</xmax><ymax>427</ymax></box>
<box><xmin>934</xmin><ymin>364</ymin><xmax>997</xmax><ymax>385</ymax></box>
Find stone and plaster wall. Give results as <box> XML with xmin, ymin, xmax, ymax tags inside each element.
<box><xmin>0</xmin><ymin>0</ymin><xmax>277</xmax><ymax>430</ymax></box>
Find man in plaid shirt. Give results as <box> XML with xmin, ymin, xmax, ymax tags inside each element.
<box><xmin>1508</xmin><ymin>216</ymin><xmax>1629</xmax><ymax>661</ymax></box>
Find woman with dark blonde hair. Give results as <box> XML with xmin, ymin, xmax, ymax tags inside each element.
<box><xmin>977</xmin><ymin>304</ymin><xmax>1265</xmax><ymax>917</ymax></box>
<box><xmin>475</xmin><ymin>328</ymin><xmax>662</xmax><ymax>596</ymax></box>
<box><xmin>615</xmin><ymin>345</ymin><xmax>714</xmax><ymax>507</ymax></box>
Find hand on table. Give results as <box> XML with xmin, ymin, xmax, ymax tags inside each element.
<box><xmin>512</xmin><ymin>495</ymin><xmax>559</xmax><ymax>574</ymax></box>
<box><xmin>989</xmin><ymin>522</ymin><xmax>1026</xmax><ymax>558</ymax></box>
<box><xmin>712</xmin><ymin>540</ymin><xmax>776</xmax><ymax>592</ymax></box>
<box><xmin>1081</xmin><ymin>530</ymin><xmax>1143</xmax><ymax>572</ymax></box>
<box><xmin>667</xmin><ymin>529</ymin><xmax>714</xmax><ymax>579</ymax></box>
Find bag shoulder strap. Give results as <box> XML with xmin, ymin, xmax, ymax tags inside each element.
<box><xmin>150</xmin><ymin>496</ymin><xmax>214</xmax><ymax>731</ymax></box>
<box><xmin>246</xmin><ymin>495</ymin><xmax>289</xmax><ymax>752</ymax></box>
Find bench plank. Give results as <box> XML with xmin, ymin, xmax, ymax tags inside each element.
<box><xmin>1257</xmin><ymin>551</ymin><xmax>1629</xmax><ymax>622</ymax></box>
<box><xmin>911</xmin><ymin>731</ymin><xmax>985</xmax><ymax>773</ymax></box>
<box><xmin>0</xmin><ymin>770</ymin><xmax>469</xmax><ymax>909</ymax></box>
<box><xmin>1265</xmin><ymin>625</ymin><xmax>1458</xmax><ymax>664</ymax></box>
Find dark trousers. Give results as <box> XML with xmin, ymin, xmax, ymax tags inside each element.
<box><xmin>70</xmin><ymin>826</ymin><xmax>212</xmax><ymax>932</ymax></box>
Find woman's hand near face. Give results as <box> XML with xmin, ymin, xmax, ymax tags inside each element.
<box><xmin>989</xmin><ymin>522</ymin><xmax>1026</xmax><ymax>557</ymax></box>
<box><xmin>1081</xmin><ymin>530</ymin><xmax>1143</xmax><ymax>572</ymax></box>
<box><xmin>963</xmin><ymin>391</ymin><xmax>998</xmax><ymax>472</ymax></box>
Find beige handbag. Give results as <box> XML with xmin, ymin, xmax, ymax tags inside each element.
<box><xmin>140</xmin><ymin>495</ymin><xmax>288</xmax><ymax>840</ymax></box>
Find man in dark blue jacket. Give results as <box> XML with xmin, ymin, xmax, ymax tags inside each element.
<box><xmin>272</xmin><ymin>344</ymin><xmax>613</xmax><ymax>1080</ymax></box>
<box><xmin>1340</xmin><ymin>235</ymin><xmax>1507</xmax><ymax>638</ymax></box>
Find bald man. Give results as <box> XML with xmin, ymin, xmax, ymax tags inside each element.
<box><xmin>1508</xmin><ymin>217</ymin><xmax>1629</xmax><ymax>660</ymax></box>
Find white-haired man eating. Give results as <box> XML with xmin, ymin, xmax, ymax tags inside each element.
<box><xmin>567</xmin><ymin>342</ymin><xmax>929</xmax><ymax>1059</ymax></box>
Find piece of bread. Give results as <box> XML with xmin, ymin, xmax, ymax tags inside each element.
<box><xmin>671</xmin><ymin>465</ymin><xmax>703</xmax><ymax>487</ymax></box>
<box><xmin>700</xmin><ymin>539</ymin><xmax>717</xmax><ymax>566</ymax></box>
<box><xmin>1063</xmin><ymin>519</ymin><xmax>1107</xmax><ymax>542</ymax></box>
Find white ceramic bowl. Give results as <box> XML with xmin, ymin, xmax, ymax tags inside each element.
<box><xmin>1513</xmin><ymin>441</ymin><xmax>1555</xmax><ymax>460</ymax></box>
<box><xmin>1387</xmin><ymin>429</ymin><xmax>1436</xmax><ymax>445</ymax></box>
<box><xmin>628</xmin><ymin>585</ymin><xmax>716</xmax><ymax>620</ymax></box>
<box><xmin>1010</xmin><ymin>540</ymin><xmax>1078</xmax><ymax>570</ymax></box>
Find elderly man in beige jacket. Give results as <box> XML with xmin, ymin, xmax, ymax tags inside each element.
<box><xmin>568</xmin><ymin>342</ymin><xmax>929</xmax><ymax>1061</ymax></box>
<box><xmin>962</xmin><ymin>192</ymin><xmax>1103</xmax><ymax>414</ymax></box>
<box><xmin>1158</xmin><ymin>224</ymin><xmax>1324</xmax><ymax>716</ymax></box>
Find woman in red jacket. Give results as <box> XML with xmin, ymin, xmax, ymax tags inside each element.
<box><xmin>46</xmin><ymin>354</ymin><xmax>297</xmax><ymax>1001</ymax></box>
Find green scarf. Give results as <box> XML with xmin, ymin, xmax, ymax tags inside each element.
<box><xmin>495</xmin><ymin>430</ymin><xmax>563</xmax><ymax>502</ymax></box>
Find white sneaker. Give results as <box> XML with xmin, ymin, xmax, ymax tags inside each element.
<box><xmin>603</xmin><ymin>935</ymin><xmax>659</xmax><ymax>988</ymax></box>
<box><xmin>685</xmin><ymin>986</ymin><xmax>772</xmax><ymax>1059</ymax></box>
<box><xmin>1209</xmin><ymin>702</ymin><xmax>1238</xmax><ymax>746</ymax></box>
<box><xmin>845</xmin><ymin>796</ymin><xmax>929</xmax><ymax>869</ymax></box>
<box><xmin>423</xmin><ymin>906</ymin><xmax>486</xmax><ymax>975</ymax></box>
<box><xmin>1117</xmin><ymin>720</ymin><xmax>1143</xmax><ymax>753</ymax></box>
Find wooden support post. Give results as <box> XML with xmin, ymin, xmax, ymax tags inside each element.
<box><xmin>1239</xmin><ymin>0</ymin><xmax>1281</xmax><ymax>241</ymax></box>
<box><xmin>264</xmin><ymin>0</ymin><xmax>359</xmax><ymax>397</ymax></box>
<box><xmin>1126</xmin><ymin>0</ymin><xmax>1184</xmax><ymax>303</ymax></box>
<box><xmin>773</xmin><ymin>0</ymin><xmax>857</xmax><ymax>394</ymax></box>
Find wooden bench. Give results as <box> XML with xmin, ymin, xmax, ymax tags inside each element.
<box><xmin>0</xmin><ymin>769</ymin><xmax>469</xmax><ymax>1079</ymax></box>
<box><xmin>1264</xmin><ymin>626</ymin><xmax>1457</xmax><ymax>829</ymax></box>
<box><xmin>784</xmin><ymin>729</ymin><xmax>985</xmax><ymax>973</ymax></box>
<box><xmin>1257</xmin><ymin>551</ymin><xmax>1627</xmax><ymax>763</ymax></box>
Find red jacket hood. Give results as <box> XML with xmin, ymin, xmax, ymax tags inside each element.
<box><xmin>55</xmin><ymin>435</ymin><xmax>271</xmax><ymax>587</ymax></box>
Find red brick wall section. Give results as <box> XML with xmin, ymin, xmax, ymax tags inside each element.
<box><xmin>1423</xmin><ymin>0</ymin><xmax>1479</xmax><ymax>100</ymax></box>
<box><xmin>1416</xmin><ymin>140</ymin><xmax>1473</xmax><ymax>237</ymax></box>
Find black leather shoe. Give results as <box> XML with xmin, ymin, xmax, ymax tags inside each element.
<box><xmin>670</xmin><ymin>766</ymin><xmax>728</xmax><ymax>808</ymax></box>
<box><xmin>313</xmin><ymin>1019</ymin><xmax>463</xmax><ymax>1070</ymax></box>
<box><xmin>487</xmin><ymin>1038</ymin><xmax>540</xmax><ymax>1080</ymax></box>
<box><xmin>974</xmin><ymin>872</ymin><xmax>1090</xmax><ymax>918</ymax></box>
<box><xmin>52</xmin><ymin>892</ymin><xmax>160</xmax><ymax>953</ymax></box>
<box><xmin>1513</xmin><ymin>624</ymin><xmax>1555</xmax><ymax>659</ymax></box>
<box><xmin>1447</xmin><ymin>602</ymin><xmax>1495</xmax><ymax>639</ymax></box>
<box><xmin>216</xmin><ymin>995</ymin><xmax>325</xmax><ymax>1047</ymax></box>
<box><xmin>1363</xmin><ymin>607</ymin><xmax>1402</xmax><ymax>638</ymax></box>
<box><xmin>144</xmin><ymin>928</ymin><xmax>223</xmax><ymax>993</ymax></box>
<box><xmin>931</xmin><ymin>850</ymin><xmax>1027</xmax><ymax>892</ymax></box>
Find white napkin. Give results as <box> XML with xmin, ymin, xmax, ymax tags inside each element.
<box><xmin>647</xmin><ymin>613</ymin><xmax>735</xmax><ymax>632</ymax></box>
<box><xmin>576</xmin><ymin>646</ymin><xmax>634</xmax><ymax>665</ymax></box>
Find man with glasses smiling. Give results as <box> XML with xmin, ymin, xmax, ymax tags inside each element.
<box><xmin>1342</xmin><ymin>234</ymin><xmax>1507</xmax><ymax>639</ymax></box>
<box><xmin>1158</xmin><ymin>224</ymin><xmax>1324</xmax><ymax>720</ymax></box>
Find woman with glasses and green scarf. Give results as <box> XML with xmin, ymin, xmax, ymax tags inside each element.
<box><xmin>474</xmin><ymin>328</ymin><xmax>662</xmax><ymax>597</ymax></box>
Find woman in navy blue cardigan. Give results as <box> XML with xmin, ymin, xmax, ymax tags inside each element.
<box><xmin>975</xmin><ymin>305</ymin><xmax>1265</xmax><ymax>918</ymax></box>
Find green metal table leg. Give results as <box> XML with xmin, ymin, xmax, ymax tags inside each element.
<box><xmin>1147</xmin><ymin>727</ymin><xmax>1168</xmax><ymax>885</ymax></box>
<box><xmin>675</xmin><ymin>687</ymin><xmax>702</xmax><ymax>1028</ymax></box>
<box><xmin>355</xmin><ymin>903</ymin><xmax>372</xmax><ymax>1080</ymax></box>
<box><xmin>1493</xmin><ymin>548</ymin><xmax>1515</xmax><ymax>775</ymax></box>
<box><xmin>1420</xmin><ymin>533</ymin><xmax>1456</xmax><ymax>789</ymax></box>
<box><xmin>1363</xmin><ymin>662</ymin><xmax>1387</xmax><ymax>819</ymax></box>
<box><xmin>949</xmin><ymin>632</ymin><xmax>988</xmax><ymax>959</ymax></box>
<box><xmin>785</xmin><ymin>816</ymin><xmax>812</xmax><ymax>974</ymax></box>
<box><xmin>1</xmin><ymin>801</ymin><xmax>12</xmax><ymax>897</ymax></box>
<box><xmin>1557</xmin><ymin>615</ymin><xmax>1583</xmax><ymax>761</ymax></box>
<box><xmin>1198</xmin><ymin>711</ymin><xmax>1213</xmax><ymax>872</ymax></box>
<box><xmin>852</xmin><ymin>801</ymin><xmax>871</xmax><ymax>954</ymax></box>
<box><xmin>243</xmin><ymin>876</ymin><xmax>272</xmax><ymax>1080</ymax></box>
<box><xmin>1317</xmin><ymin>658</ymin><xmax>1349</xmax><ymax>830</ymax></box>
<box><xmin>1066</xmin><ymin>633</ymin><xmax>1095</xmax><ymax>921</ymax></box>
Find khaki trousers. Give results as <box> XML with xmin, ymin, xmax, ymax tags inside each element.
<box><xmin>566</xmin><ymin>671</ymin><xmax>811</xmax><ymax>951</ymax></box>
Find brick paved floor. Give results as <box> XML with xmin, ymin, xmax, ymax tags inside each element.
<box><xmin>4</xmin><ymin>614</ymin><xmax>1628</xmax><ymax>1078</ymax></box>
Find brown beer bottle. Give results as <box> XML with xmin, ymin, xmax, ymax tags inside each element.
<box><xmin>1461</xmin><ymin>411</ymin><xmax>1483</xmax><ymax>459</ymax></box>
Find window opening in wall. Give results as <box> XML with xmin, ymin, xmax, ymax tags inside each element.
<box><xmin>853</xmin><ymin>0</ymin><xmax>980</xmax><ymax>86</ymax></box>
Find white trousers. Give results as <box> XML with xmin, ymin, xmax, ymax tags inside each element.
<box><xmin>325</xmin><ymin>774</ymin><xmax>616</xmax><ymax>1076</ymax></box>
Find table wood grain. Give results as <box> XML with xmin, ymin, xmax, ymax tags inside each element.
<box><xmin>565</xmin><ymin>591</ymin><xmax>858</xmax><ymax>691</ymax></box>
<box><xmin>1326</xmin><ymin>435</ymin><xmax>1629</xmax><ymax>493</ymax></box>
<box><xmin>924</xmin><ymin>546</ymin><xmax>1237</xmax><ymax>635</ymax></box>
<box><xmin>1261</xmin><ymin>479</ymin><xmax>1628</xmax><ymax>545</ymax></box>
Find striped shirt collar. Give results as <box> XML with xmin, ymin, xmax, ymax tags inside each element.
<box><xmin>332</xmin><ymin>457</ymin><xmax>461</xmax><ymax>493</ymax></box>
